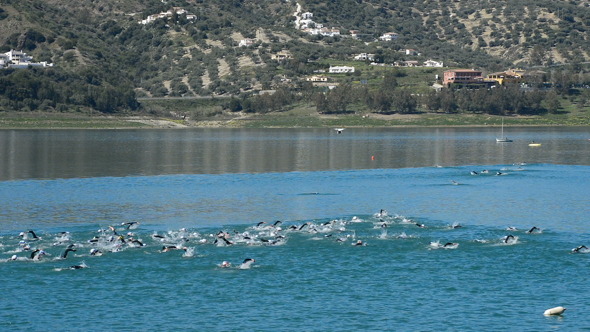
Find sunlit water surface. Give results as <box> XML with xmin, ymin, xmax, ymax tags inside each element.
<box><xmin>1</xmin><ymin>128</ymin><xmax>589</xmax><ymax>331</ymax></box>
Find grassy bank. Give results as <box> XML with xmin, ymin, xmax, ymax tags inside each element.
<box><xmin>0</xmin><ymin>112</ymin><xmax>152</xmax><ymax>129</ymax></box>
<box><xmin>1</xmin><ymin>100</ymin><xmax>590</xmax><ymax>129</ymax></box>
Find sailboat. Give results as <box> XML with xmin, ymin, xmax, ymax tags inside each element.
<box><xmin>496</xmin><ymin>118</ymin><xmax>512</xmax><ymax>143</ymax></box>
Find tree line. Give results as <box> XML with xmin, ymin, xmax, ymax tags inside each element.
<box><xmin>0</xmin><ymin>68</ymin><xmax>138</xmax><ymax>113</ymax></box>
<box><xmin>222</xmin><ymin>82</ymin><xmax>578</xmax><ymax>116</ymax></box>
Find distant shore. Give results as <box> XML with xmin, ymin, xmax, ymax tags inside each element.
<box><xmin>0</xmin><ymin>111</ymin><xmax>589</xmax><ymax>129</ymax></box>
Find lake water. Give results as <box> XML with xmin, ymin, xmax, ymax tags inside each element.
<box><xmin>1</xmin><ymin>127</ymin><xmax>589</xmax><ymax>331</ymax></box>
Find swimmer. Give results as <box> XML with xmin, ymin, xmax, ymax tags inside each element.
<box><xmin>60</xmin><ymin>244</ymin><xmax>77</xmax><ymax>259</ymax></box>
<box><xmin>121</xmin><ymin>221</ymin><xmax>139</xmax><ymax>230</ymax></box>
<box><xmin>353</xmin><ymin>240</ymin><xmax>366</xmax><ymax>246</ymax></box>
<box><xmin>503</xmin><ymin>234</ymin><xmax>517</xmax><ymax>244</ymax></box>
<box><xmin>108</xmin><ymin>226</ymin><xmax>119</xmax><ymax>235</ymax></box>
<box><xmin>69</xmin><ymin>262</ymin><xmax>88</xmax><ymax>270</ymax></box>
<box><xmin>571</xmin><ymin>245</ymin><xmax>589</xmax><ymax>253</ymax></box>
<box><xmin>526</xmin><ymin>226</ymin><xmax>541</xmax><ymax>234</ymax></box>
<box><xmin>219</xmin><ymin>261</ymin><xmax>232</xmax><ymax>268</ymax></box>
<box><xmin>161</xmin><ymin>246</ymin><xmax>180</xmax><ymax>252</ymax></box>
<box><xmin>30</xmin><ymin>249</ymin><xmax>47</xmax><ymax>260</ymax></box>
<box><xmin>88</xmin><ymin>236</ymin><xmax>100</xmax><ymax>243</ymax></box>
<box><xmin>470</xmin><ymin>171</ymin><xmax>478</xmax><ymax>175</ymax></box>
<box><xmin>239</xmin><ymin>258</ymin><xmax>255</xmax><ymax>269</ymax></box>
<box><xmin>129</xmin><ymin>239</ymin><xmax>145</xmax><ymax>247</ymax></box>
<box><xmin>89</xmin><ymin>248</ymin><xmax>103</xmax><ymax>256</ymax></box>
<box><xmin>20</xmin><ymin>230</ymin><xmax>40</xmax><ymax>240</ymax></box>
<box><xmin>214</xmin><ymin>237</ymin><xmax>233</xmax><ymax>246</ymax></box>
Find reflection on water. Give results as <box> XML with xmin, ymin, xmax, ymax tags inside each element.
<box><xmin>0</xmin><ymin>127</ymin><xmax>589</xmax><ymax>180</ymax></box>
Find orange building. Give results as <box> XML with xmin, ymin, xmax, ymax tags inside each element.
<box><xmin>486</xmin><ymin>69</ymin><xmax>525</xmax><ymax>85</ymax></box>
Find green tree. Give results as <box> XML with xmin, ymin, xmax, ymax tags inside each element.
<box><xmin>392</xmin><ymin>90</ymin><xmax>417</xmax><ymax>114</ymax></box>
<box><xmin>545</xmin><ymin>91</ymin><xmax>561</xmax><ymax>113</ymax></box>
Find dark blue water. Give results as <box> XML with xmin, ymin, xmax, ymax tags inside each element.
<box><xmin>1</xmin><ymin>128</ymin><xmax>589</xmax><ymax>331</ymax></box>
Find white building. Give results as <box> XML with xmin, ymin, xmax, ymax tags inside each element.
<box><xmin>304</xmin><ymin>26</ymin><xmax>340</xmax><ymax>37</ymax></box>
<box><xmin>139</xmin><ymin>7</ymin><xmax>197</xmax><ymax>24</ymax></box>
<box><xmin>306</xmin><ymin>75</ymin><xmax>328</xmax><ymax>82</ymax></box>
<box><xmin>6</xmin><ymin>50</ymin><xmax>32</xmax><ymax>63</ymax></box>
<box><xmin>354</xmin><ymin>53</ymin><xmax>375</xmax><ymax>61</ymax></box>
<box><xmin>317</xmin><ymin>27</ymin><xmax>340</xmax><ymax>37</ymax></box>
<box><xmin>1</xmin><ymin>50</ymin><xmax>53</xmax><ymax>69</ymax></box>
<box><xmin>379</xmin><ymin>32</ymin><xmax>399</xmax><ymax>41</ymax></box>
<box><xmin>239</xmin><ymin>38</ymin><xmax>256</xmax><ymax>47</ymax></box>
<box><xmin>424</xmin><ymin>59</ymin><xmax>444</xmax><ymax>67</ymax></box>
<box><xmin>329</xmin><ymin>66</ymin><xmax>355</xmax><ymax>73</ymax></box>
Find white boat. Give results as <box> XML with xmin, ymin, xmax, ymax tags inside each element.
<box><xmin>496</xmin><ymin>118</ymin><xmax>512</xmax><ymax>143</ymax></box>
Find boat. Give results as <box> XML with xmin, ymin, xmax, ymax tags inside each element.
<box><xmin>528</xmin><ymin>142</ymin><xmax>542</xmax><ymax>147</ymax></box>
<box><xmin>496</xmin><ymin>118</ymin><xmax>512</xmax><ymax>143</ymax></box>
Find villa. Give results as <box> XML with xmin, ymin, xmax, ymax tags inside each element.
<box><xmin>1</xmin><ymin>50</ymin><xmax>53</xmax><ymax>69</ymax></box>
<box><xmin>329</xmin><ymin>66</ymin><xmax>355</xmax><ymax>73</ymax></box>
<box><xmin>354</xmin><ymin>53</ymin><xmax>375</xmax><ymax>61</ymax></box>
<box><xmin>379</xmin><ymin>32</ymin><xmax>399</xmax><ymax>41</ymax></box>
<box><xmin>424</xmin><ymin>60</ymin><xmax>444</xmax><ymax>68</ymax></box>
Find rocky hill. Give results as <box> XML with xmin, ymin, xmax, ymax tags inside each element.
<box><xmin>1</xmin><ymin>0</ymin><xmax>590</xmax><ymax>114</ymax></box>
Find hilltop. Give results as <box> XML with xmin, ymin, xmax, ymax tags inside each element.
<box><xmin>1</xmin><ymin>0</ymin><xmax>590</xmax><ymax>122</ymax></box>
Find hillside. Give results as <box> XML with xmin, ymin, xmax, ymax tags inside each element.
<box><xmin>1</xmin><ymin>0</ymin><xmax>590</xmax><ymax>116</ymax></box>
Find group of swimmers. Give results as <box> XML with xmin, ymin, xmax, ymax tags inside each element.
<box><xmin>3</xmin><ymin>212</ymin><xmax>588</xmax><ymax>270</ymax></box>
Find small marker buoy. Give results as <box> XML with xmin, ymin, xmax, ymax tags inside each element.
<box><xmin>371</xmin><ymin>156</ymin><xmax>375</xmax><ymax>160</ymax></box>
<box><xmin>543</xmin><ymin>306</ymin><xmax>566</xmax><ymax>316</ymax></box>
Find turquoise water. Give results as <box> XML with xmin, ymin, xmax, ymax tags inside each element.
<box><xmin>1</xmin><ymin>164</ymin><xmax>590</xmax><ymax>331</ymax></box>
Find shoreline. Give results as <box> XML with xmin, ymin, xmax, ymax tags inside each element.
<box><xmin>0</xmin><ymin>112</ymin><xmax>589</xmax><ymax>129</ymax></box>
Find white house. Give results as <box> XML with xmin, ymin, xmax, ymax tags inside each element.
<box><xmin>306</xmin><ymin>75</ymin><xmax>329</xmax><ymax>82</ymax></box>
<box><xmin>424</xmin><ymin>59</ymin><xmax>443</xmax><ymax>68</ymax></box>
<box><xmin>1</xmin><ymin>50</ymin><xmax>53</xmax><ymax>69</ymax></box>
<box><xmin>318</xmin><ymin>27</ymin><xmax>340</xmax><ymax>37</ymax></box>
<box><xmin>301</xmin><ymin>12</ymin><xmax>313</xmax><ymax>19</ymax></box>
<box><xmin>239</xmin><ymin>38</ymin><xmax>256</xmax><ymax>47</ymax></box>
<box><xmin>354</xmin><ymin>53</ymin><xmax>375</xmax><ymax>61</ymax></box>
<box><xmin>139</xmin><ymin>7</ymin><xmax>196</xmax><ymax>24</ymax></box>
<box><xmin>329</xmin><ymin>66</ymin><xmax>355</xmax><ymax>73</ymax></box>
<box><xmin>379</xmin><ymin>32</ymin><xmax>399</xmax><ymax>41</ymax></box>
<box><xmin>6</xmin><ymin>50</ymin><xmax>32</xmax><ymax>63</ymax></box>
<box><xmin>271</xmin><ymin>52</ymin><xmax>292</xmax><ymax>61</ymax></box>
